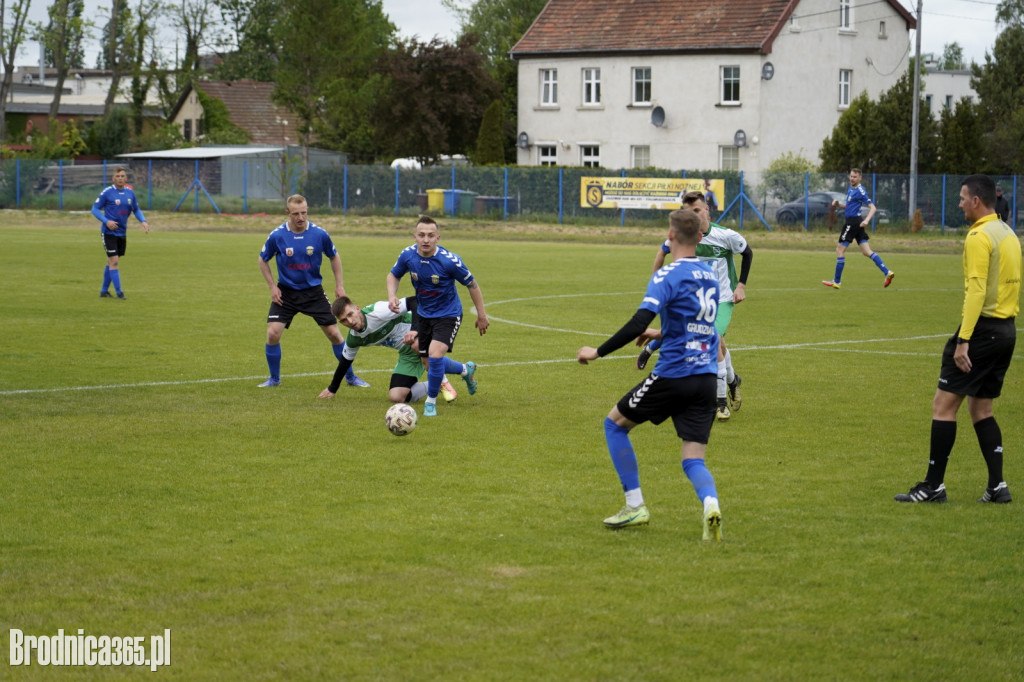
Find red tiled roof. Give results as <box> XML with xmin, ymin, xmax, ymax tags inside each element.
<box><xmin>511</xmin><ymin>0</ymin><xmax>914</xmax><ymax>56</ymax></box>
<box><xmin>193</xmin><ymin>80</ymin><xmax>298</xmax><ymax>146</ymax></box>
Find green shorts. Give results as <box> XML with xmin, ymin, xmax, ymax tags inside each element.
<box><xmin>393</xmin><ymin>346</ymin><xmax>425</xmax><ymax>379</ymax></box>
<box><xmin>715</xmin><ymin>301</ymin><xmax>734</xmax><ymax>336</ymax></box>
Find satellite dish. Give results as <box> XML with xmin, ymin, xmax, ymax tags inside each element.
<box><xmin>651</xmin><ymin>106</ymin><xmax>665</xmax><ymax>127</ymax></box>
<box><xmin>517</xmin><ymin>132</ymin><xmax>530</xmax><ymax>149</ymax></box>
<box><xmin>761</xmin><ymin>62</ymin><xmax>775</xmax><ymax>80</ymax></box>
<box><xmin>734</xmin><ymin>129</ymin><xmax>747</xmax><ymax>147</ymax></box>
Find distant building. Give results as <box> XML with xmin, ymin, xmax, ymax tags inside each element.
<box><xmin>921</xmin><ymin>54</ymin><xmax>976</xmax><ymax>116</ymax></box>
<box><xmin>168</xmin><ymin>81</ymin><xmax>298</xmax><ymax>146</ymax></box>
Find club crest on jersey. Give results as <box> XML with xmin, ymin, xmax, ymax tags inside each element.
<box><xmin>411</xmin><ymin>273</ymin><xmax>419</xmax><ymax>282</ymax></box>
<box><xmin>306</xmin><ymin>245</ymin><xmax>314</xmax><ymax>256</ymax></box>
<box><xmin>286</xmin><ymin>248</ymin><xmax>294</xmax><ymax>257</ymax></box>
<box><xmin>431</xmin><ymin>275</ymin><xmax>440</xmax><ymax>284</ymax></box>
<box><xmin>114</xmin><ymin>199</ymin><xmax>121</xmax><ymax>206</ymax></box>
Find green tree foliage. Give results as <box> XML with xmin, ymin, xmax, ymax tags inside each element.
<box><xmin>820</xmin><ymin>63</ymin><xmax>937</xmax><ymax>173</ymax></box>
<box><xmin>759</xmin><ymin>151</ymin><xmax>819</xmax><ymax>202</ymax></box>
<box><xmin>939</xmin><ymin>42</ymin><xmax>965</xmax><ymax>70</ymax></box>
<box><xmin>444</xmin><ymin>0</ymin><xmax>548</xmax><ymax>157</ymax></box>
<box><xmin>195</xmin><ymin>88</ymin><xmax>251</xmax><ymax>144</ymax></box>
<box><xmin>0</xmin><ymin>0</ymin><xmax>33</xmax><ymax>142</ymax></box>
<box><xmin>36</xmin><ymin>0</ymin><xmax>92</xmax><ymax>121</ymax></box>
<box><xmin>93</xmin><ymin>108</ymin><xmax>133</xmax><ymax>158</ymax></box>
<box><xmin>371</xmin><ymin>35</ymin><xmax>500</xmax><ymax>164</ymax></box>
<box><xmin>133</xmin><ymin>122</ymin><xmax>187</xmax><ymax>152</ymax></box>
<box><xmin>971</xmin><ymin>24</ymin><xmax>1024</xmax><ymax>173</ymax></box>
<box><xmin>474</xmin><ymin>100</ymin><xmax>506</xmax><ymax>165</ymax></box>
<box><xmin>935</xmin><ymin>98</ymin><xmax>985</xmax><ymax>173</ymax></box>
<box><xmin>213</xmin><ymin>0</ymin><xmax>281</xmax><ymax>81</ymax></box>
<box><xmin>272</xmin><ymin>0</ymin><xmax>394</xmax><ymax>164</ymax></box>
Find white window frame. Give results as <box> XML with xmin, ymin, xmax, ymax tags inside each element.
<box><xmin>540</xmin><ymin>69</ymin><xmax>558</xmax><ymax>106</ymax></box>
<box><xmin>537</xmin><ymin>145</ymin><xmax>557</xmax><ymax>167</ymax></box>
<box><xmin>878</xmin><ymin>20</ymin><xmax>887</xmax><ymax>38</ymax></box>
<box><xmin>839</xmin><ymin>69</ymin><xmax>852</xmax><ymax>108</ymax></box>
<box><xmin>719</xmin><ymin>146</ymin><xmax>739</xmax><ymax>171</ymax></box>
<box><xmin>582</xmin><ymin>68</ymin><xmax>601</xmax><ymax>105</ymax></box>
<box><xmin>632</xmin><ymin>67</ymin><xmax>652</xmax><ymax>105</ymax></box>
<box><xmin>580</xmin><ymin>145</ymin><xmax>601</xmax><ymax>168</ymax></box>
<box><xmin>839</xmin><ymin>0</ymin><xmax>852</xmax><ymax>30</ymax></box>
<box><xmin>945</xmin><ymin>95</ymin><xmax>954</xmax><ymax>110</ymax></box>
<box><xmin>631</xmin><ymin>145</ymin><xmax>650</xmax><ymax>169</ymax></box>
<box><xmin>925</xmin><ymin>94</ymin><xmax>933</xmax><ymax>113</ymax></box>
<box><xmin>720</xmin><ymin>66</ymin><xmax>740</xmax><ymax>105</ymax></box>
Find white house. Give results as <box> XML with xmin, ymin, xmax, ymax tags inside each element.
<box><xmin>921</xmin><ymin>58</ymin><xmax>976</xmax><ymax>116</ymax></box>
<box><xmin>510</xmin><ymin>0</ymin><xmax>916</xmax><ymax>179</ymax></box>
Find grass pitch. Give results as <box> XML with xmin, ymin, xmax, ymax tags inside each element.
<box><xmin>1</xmin><ymin>216</ymin><xmax>1022</xmax><ymax>680</ymax></box>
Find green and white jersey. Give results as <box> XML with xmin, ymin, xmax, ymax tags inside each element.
<box><xmin>342</xmin><ymin>300</ymin><xmax>418</xmax><ymax>362</ymax></box>
<box><xmin>660</xmin><ymin>223</ymin><xmax>746</xmax><ymax>301</ymax></box>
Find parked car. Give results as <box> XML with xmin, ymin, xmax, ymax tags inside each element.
<box><xmin>776</xmin><ymin>191</ymin><xmax>889</xmax><ymax>223</ymax></box>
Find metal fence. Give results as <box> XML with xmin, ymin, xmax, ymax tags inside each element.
<box><xmin>3</xmin><ymin>157</ymin><xmax>1018</xmax><ymax>233</ymax></box>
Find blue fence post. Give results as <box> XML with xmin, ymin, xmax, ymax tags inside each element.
<box><xmin>1013</xmin><ymin>175</ymin><xmax>1019</xmax><ymax>231</ymax></box>
<box><xmin>58</xmin><ymin>160</ymin><xmax>64</xmax><ymax>210</ymax></box>
<box><xmin>503</xmin><ymin>167</ymin><xmax>509</xmax><ymax>221</ymax></box>
<box><xmin>343</xmin><ymin>165</ymin><xmax>348</xmax><ymax>215</ymax></box>
<box><xmin>450</xmin><ymin>166</ymin><xmax>456</xmax><ymax>217</ymax></box>
<box><xmin>803</xmin><ymin>172</ymin><xmax>810</xmax><ymax>231</ymax></box>
<box><xmin>870</xmin><ymin>173</ymin><xmax>877</xmax><ymax>232</ymax></box>
<box><xmin>941</xmin><ymin>174</ymin><xmax>947</xmax><ymax>235</ymax></box>
<box><xmin>103</xmin><ymin>160</ymin><xmax>107</xmax><ymax>185</ymax></box>
<box><xmin>16</xmin><ymin>159</ymin><xmax>20</xmax><ymax>208</ymax></box>
<box><xmin>195</xmin><ymin>161</ymin><xmax>200</xmax><ymax>213</ymax></box>
<box><xmin>147</xmin><ymin>160</ymin><xmax>153</xmax><ymax>210</ymax></box>
<box><xmin>243</xmin><ymin>162</ymin><xmax>248</xmax><ymax>214</ymax></box>
<box><xmin>620</xmin><ymin>169</ymin><xmax>626</xmax><ymax>226</ymax></box>
<box><xmin>558</xmin><ymin>168</ymin><xmax>564</xmax><ymax>224</ymax></box>
<box><xmin>738</xmin><ymin>171</ymin><xmax>745</xmax><ymax>229</ymax></box>
<box><xmin>394</xmin><ymin>165</ymin><xmax>400</xmax><ymax>215</ymax></box>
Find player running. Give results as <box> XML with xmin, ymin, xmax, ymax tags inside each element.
<box><xmin>318</xmin><ymin>296</ymin><xmax>477</xmax><ymax>404</ymax></box>
<box><xmin>822</xmin><ymin>168</ymin><xmax>895</xmax><ymax>289</ymax></box>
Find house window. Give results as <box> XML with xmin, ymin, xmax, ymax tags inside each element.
<box><xmin>945</xmin><ymin>95</ymin><xmax>953</xmax><ymax>110</ymax></box>
<box><xmin>540</xmin><ymin>69</ymin><xmax>558</xmax><ymax>106</ymax></box>
<box><xmin>538</xmin><ymin>145</ymin><xmax>557</xmax><ymax>167</ymax></box>
<box><xmin>631</xmin><ymin>145</ymin><xmax>650</xmax><ymax>169</ymax></box>
<box><xmin>839</xmin><ymin>0</ymin><xmax>852</xmax><ymax>29</ymax></box>
<box><xmin>839</xmin><ymin>70</ymin><xmax>852</xmax><ymax>107</ymax></box>
<box><xmin>720</xmin><ymin>66</ymin><xmax>740</xmax><ymax>105</ymax></box>
<box><xmin>580</xmin><ymin>145</ymin><xmax>601</xmax><ymax>168</ymax></box>
<box><xmin>632</xmin><ymin>67</ymin><xmax>651</xmax><ymax>104</ymax></box>
<box><xmin>720</xmin><ymin>146</ymin><xmax>739</xmax><ymax>171</ymax></box>
<box><xmin>183</xmin><ymin>119</ymin><xmax>192</xmax><ymax>141</ymax></box>
<box><xmin>925</xmin><ymin>94</ymin><xmax>933</xmax><ymax>112</ymax></box>
<box><xmin>879</xmin><ymin>20</ymin><xmax>887</xmax><ymax>37</ymax></box>
<box><xmin>582</xmin><ymin>68</ymin><xmax>601</xmax><ymax>105</ymax></box>
<box><xmin>196</xmin><ymin>118</ymin><xmax>203</xmax><ymax>137</ymax></box>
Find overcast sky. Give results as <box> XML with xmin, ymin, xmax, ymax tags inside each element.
<box><xmin>18</xmin><ymin>0</ymin><xmax>1002</xmax><ymax>71</ymax></box>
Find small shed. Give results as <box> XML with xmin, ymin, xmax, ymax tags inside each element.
<box><xmin>118</xmin><ymin>145</ymin><xmax>347</xmax><ymax>200</ymax></box>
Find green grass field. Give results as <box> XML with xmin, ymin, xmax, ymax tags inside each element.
<box><xmin>2</xmin><ymin>218</ymin><xmax>1022</xmax><ymax>680</ymax></box>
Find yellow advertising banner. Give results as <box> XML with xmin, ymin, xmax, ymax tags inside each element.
<box><xmin>580</xmin><ymin>177</ymin><xmax>725</xmax><ymax>210</ymax></box>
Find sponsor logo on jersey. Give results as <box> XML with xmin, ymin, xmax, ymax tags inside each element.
<box><xmin>431</xmin><ymin>275</ymin><xmax>440</xmax><ymax>284</ymax></box>
<box><xmin>306</xmin><ymin>246</ymin><xmax>314</xmax><ymax>256</ymax></box>
<box><xmin>285</xmin><ymin>248</ymin><xmax>294</xmax><ymax>257</ymax></box>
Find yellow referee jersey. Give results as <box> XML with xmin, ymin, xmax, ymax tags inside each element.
<box><xmin>960</xmin><ymin>214</ymin><xmax>1023</xmax><ymax>340</ymax></box>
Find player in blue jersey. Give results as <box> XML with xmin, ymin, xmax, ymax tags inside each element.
<box><xmin>92</xmin><ymin>166</ymin><xmax>149</xmax><ymax>299</ymax></box>
<box><xmin>257</xmin><ymin>194</ymin><xmax>367</xmax><ymax>389</ymax></box>
<box><xmin>822</xmin><ymin>168</ymin><xmax>895</xmax><ymax>289</ymax></box>
<box><xmin>386</xmin><ymin>215</ymin><xmax>489</xmax><ymax>417</ymax></box>
<box><xmin>317</xmin><ymin>296</ymin><xmax>477</xmax><ymax>404</ymax></box>
<box><xmin>577</xmin><ymin>209</ymin><xmax>723</xmax><ymax>541</ymax></box>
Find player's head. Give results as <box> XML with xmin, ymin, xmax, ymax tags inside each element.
<box><xmin>849</xmin><ymin>168</ymin><xmax>862</xmax><ymax>186</ymax></box>
<box><xmin>112</xmin><ymin>167</ymin><xmax>127</xmax><ymax>189</ymax></box>
<box><xmin>414</xmin><ymin>215</ymin><xmax>440</xmax><ymax>255</ymax></box>
<box><xmin>703</xmin><ymin>178</ymin><xmax>711</xmax><ymax>190</ymax></box>
<box><xmin>668</xmin><ymin>209</ymin><xmax>703</xmax><ymax>246</ymax></box>
<box><xmin>681</xmin><ymin>190</ymin><xmax>710</xmax><ymax>232</ymax></box>
<box><xmin>331</xmin><ymin>296</ymin><xmax>365</xmax><ymax>331</ymax></box>
<box><xmin>286</xmin><ymin>194</ymin><xmax>309</xmax><ymax>230</ymax></box>
<box><xmin>959</xmin><ymin>174</ymin><xmax>996</xmax><ymax>222</ymax></box>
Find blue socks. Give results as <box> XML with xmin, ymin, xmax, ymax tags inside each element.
<box><xmin>109</xmin><ymin>269</ymin><xmax>122</xmax><ymax>294</ymax></box>
<box><xmin>870</xmin><ymin>252</ymin><xmax>889</xmax><ymax>274</ymax></box>
<box><xmin>444</xmin><ymin>357</ymin><xmax>464</xmax><ymax>375</ymax></box>
<box><xmin>101</xmin><ymin>266</ymin><xmax>111</xmax><ymax>293</ymax></box>
<box><xmin>604</xmin><ymin>417</ymin><xmax>640</xmax><ymax>492</ymax></box>
<box><xmin>833</xmin><ymin>256</ymin><xmax>845</xmax><ymax>284</ymax></box>
<box><xmin>265</xmin><ymin>343</ymin><xmax>282</xmax><ymax>380</ymax></box>
<box><xmin>427</xmin><ymin>356</ymin><xmax>445</xmax><ymax>399</ymax></box>
<box><xmin>682</xmin><ymin>458</ymin><xmax>717</xmax><ymax>502</ymax></box>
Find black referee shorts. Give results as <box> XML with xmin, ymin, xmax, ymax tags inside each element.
<box><xmin>938</xmin><ymin>317</ymin><xmax>1017</xmax><ymax>399</ymax></box>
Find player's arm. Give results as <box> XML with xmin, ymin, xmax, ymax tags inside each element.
<box><xmin>466</xmin><ymin>281</ymin><xmax>489</xmax><ymax>335</ymax></box>
<box><xmin>91</xmin><ymin>195</ymin><xmax>116</xmax><ymax>230</ymax></box>
<box><xmin>956</xmin><ymin>235</ymin><xmax>992</xmax><ymax>371</ymax></box>
<box><xmin>578</xmin><ymin>309</ymin><xmax>657</xmax><ymax>364</ymax></box>
<box><xmin>132</xmin><ymin>200</ymin><xmax>150</xmax><ymax>232</ymax></box>
<box><xmin>328</xmin><ymin>253</ymin><xmax>345</xmax><ymax>300</ymax></box>
<box><xmin>259</xmin><ymin>256</ymin><xmax>282</xmax><ymax>305</ymax></box>
<box><xmin>734</xmin><ymin>246</ymin><xmax>753</xmax><ymax>303</ymax></box>
<box><xmin>386</xmin><ymin>271</ymin><xmax>403</xmax><ymax>312</ymax></box>
<box><xmin>652</xmin><ymin>241</ymin><xmax>669</xmax><ymax>273</ymax></box>
<box><xmin>861</xmin><ymin>201</ymin><xmax>876</xmax><ymax>225</ymax></box>
<box><xmin>320</xmin><ymin>355</ymin><xmax>355</xmax><ymax>397</ymax></box>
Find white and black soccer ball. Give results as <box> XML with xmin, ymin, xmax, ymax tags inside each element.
<box><xmin>385</xmin><ymin>403</ymin><xmax>418</xmax><ymax>436</ymax></box>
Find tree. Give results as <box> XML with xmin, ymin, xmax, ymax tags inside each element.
<box><xmin>93</xmin><ymin>108</ymin><xmax>133</xmax><ymax>158</ymax></box>
<box><xmin>125</xmin><ymin>0</ymin><xmax>163</xmax><ymax>135</ymax></box>
<box><xmin>939</xmin><ymin>42</ymin><xmax>964</xmax><ymax>70</ymax></box>
<box><xmin>272</xmin><ymin>0</ymin><xmax>394</xmax><ymax>168</ymax></box>
<box><xmin>971</xmin><ymin>24</ymin><xmax>1024</xmax><ymax>172</ymax></box>
<box><xmin>213</xmin><ymin>0</ymin><xmax>281</xmax><ymax>81</ymax></box>
<box><xmin>196</xmin><ymin>88</ymin><xmax>251</xmax><ymax>144</ymax></box>
<box><xmin>443</xmin><ymin>0</ymin><xmax>547</xmax><ymax>158</ymax></box>
<box><xmin>0</xmin><ymin>0</ymin><xmax>34</xmax><ymax>143</ymax></box>
<box><xmin>819</xmin><ymin>92</ymin><xmax>875</xmax><ymax>172</ymax></box>
<box><xmin>759</xmin><ymin>151</ymin><xmax>819</xmax><ymax>202</ymax></box>
<box><xmin>935</xmin><ymin>97</ymin><xmax>985</xmax><ymax>173</ymax></box>
<box><xmin>371</xmin><ymin>35</ymin><xmax>500</xmax><ymax>164</ymax></box>
<box><xmin>176</xmin><ymin>0</ymin><xmax>216</xmax><ymax>77</ymax></box>
<box><xmin>474</xmin><ymin>99</ymin><xmax>505</xmax><ymax>165</ymax></box>
<box><xmin>36</xmin><ymin>0</ymin><xmax>91</xmax><ymax>123</ymax></box>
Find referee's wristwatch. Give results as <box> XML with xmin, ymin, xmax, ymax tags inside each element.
<box><xmin>956</xmin><ymin>337</ymin><xmax>970</xmax><ymax>344</ymax></box>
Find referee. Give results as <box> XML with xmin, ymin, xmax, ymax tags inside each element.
<box><xmin>896</xmin><ymin>174</ymin><xmax>1022</xmax><ymax>504</ymax></box>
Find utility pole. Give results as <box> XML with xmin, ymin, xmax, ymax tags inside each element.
<box><xmin>909</xmin><ymin>0</ymin><xmax>922</xmax><ymax>222</ymax></box>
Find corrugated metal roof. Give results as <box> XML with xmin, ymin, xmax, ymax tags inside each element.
<box><xmin>118</xmin><ymin>146</ymin><xmax>286</xmax><ymax>159</ymax></box>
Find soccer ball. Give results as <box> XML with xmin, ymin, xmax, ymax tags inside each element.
<box><xmin>385</xmin><ymin>403</ymin><xmax>418</xmax><ymax>436</ymax></box>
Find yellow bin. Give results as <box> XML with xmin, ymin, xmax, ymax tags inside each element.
<box><xmin>426</xmin><ymin>189</ymin><xmax>446</xmax><ymax>214</ymax></box>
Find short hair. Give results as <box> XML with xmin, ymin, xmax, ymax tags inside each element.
<box><xmin>417</xmin><ymin>215</ymin><xmax>438</xmax><ymax>228</ymax></box>
<box><xmin>850</xmin><ymin>168</ymin><xmax>862</xmax><ymax>175</ymax></box>
<box><xmin>112</xmin><ymin>166</ymin><xmax>126</xmax><ymax>175</ymax></box>
<box><xmin>962</xmin><ymin>174</ymin><xmax>996</xmax><ymax>208</ymax></box>
<box><xmin>331</xmin><ymin>296</ymin><xmax>356</xmax><ymax>318</ymax></box>
<box><xmin>681</xmin><ymin>190</ymin><xmax>706</xmax><ymax>207</ymax></box>
<box><xmin>286</xmin><ymin>194</ymin><xmax>307</xmax><ymax>208</ymax></box>
<box><xmin>668</xmin><ymin>209</ymin><xmax>702</xmax><ymax>245</ymax></box>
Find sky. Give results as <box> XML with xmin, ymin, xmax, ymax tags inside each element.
<box><xmin>17</xmin><ymin>0</ymin><xmax>1003</xmax><ymax>71</ymax></box>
